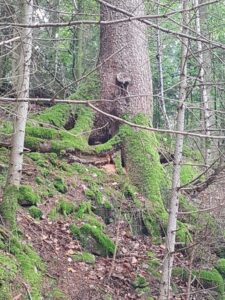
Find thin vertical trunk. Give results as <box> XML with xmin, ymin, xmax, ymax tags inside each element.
<box><xmin>156</xmin><ymin>0</ymin><xmax>171</xmax><ymax>129</ymax></box>
<box><xmin>1</xmin><ymin>0</ymin><xmax>33</xmax><ymax>231</ymax></box>
<box><xmin>194</xmin><ymin>0</ymin><xmax>211</xmax><ymax>165</ymax></box>
<box><xmin>6</xmin><ymin>0</ymin><xmax>33</xmax><ymax>186</ymax></box>
<box><xmin>159</xmin><ymin>1</ymin><xmax>189</xmax><ymax>299</ymax></box>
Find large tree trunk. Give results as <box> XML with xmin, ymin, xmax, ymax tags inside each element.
<box><xmin>89</xmin><ymin>0</ymin><xmax>153</xmax><ymax>144</ymax></box>
<box><xmin>159</xmin><ymin>0</ymin><xmax>189</xmax><ymax>298</ymax></box>
<box><xmin>1</xmin><ymin>0</ymin><xmax>33</xmax><ymax>230</ymax></box>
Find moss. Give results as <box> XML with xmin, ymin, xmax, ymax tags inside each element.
<box><xmin>45</xmin><ymin>288</ymin><xmax>69</xmax><ymax>300</ymax></box>
<box><xmin>0</xmin><ymin>185</ymin><xmax>18</xmax><ymax>231</ymax></box>
<box><xmin>147</xmin><ymin>251</ymin><xmax>161</xmax><ymax>278</ymax></box>
<box><xmin>53</xmin><ymin>177</ymin><xmax>68</xmax><ymax>193</ymax></box>
<box><xmin>119</xmin><ymin>117</ymin><xmax>168</xmax><ymax>238</ymax></box>
<box><xmin>85</xmin><ymin>183</ymin><xmax>103</xmax><ymax>205</ymax></box>
<box><xmin>57</xmin><ymin>199</ymin><xmax>76</xmax><ymax>216</ymax></box>
<box><xmin>18</xmin><ymin>185</ymin><xmax>40</xmax><ymax>206</ymax></box>
<box><xmin>173</xmin><ymin>267</ymin><xmax>224</xmax><ymax>297</ymax></box>
<box><xmin>133</xmin><ymin>274</ymin><xmax>149</xmax><ymax>288</ymax></box>
<box><xmin>70</xmin><ymin>224</ymin><xmax>81</xmax><ymax>239</ymax></box>
<box><xmin>0</xmin><ymin>252</ymin><xmax>18</xmax><ymax>282</ymax></box>
<box><xmin>133</xmin><ymin>275</ymin><xmax>151</xmax><ymax>295</ymax></box>
<box><xmin>72</xmin><ymin>252</ymin><xmax>96</xmax><ymax>264</ymax></box>
<box><xmin>80</xmin><ymin>224</ymin><xmax>115</xmax><ymax>256</ymax></box>
<box><xmin>26</xmin><ymin>105</ymin><xmax>94</xmax><ymax>154</ymax></box>
<box><xmin>48</xmin><ymin>208</ymin><xmax>59</xmax><ymax>220</ymax></box>
<box><xmin>114</xmin><ymin>151</ymin><xmax>125</xmax><ymax>175</ymax></box>
<box><xmin>76</xmin><ymin>201</ymin><xmax>92</xmax><ymax>218</ymax></box>
<box><xmin>29</xmin><ymin>206</ymin><xmax>43</xmax><ymax>219</ymax></box>
<box><xmin>70</xmin><ymin>223</ymin><xmax>115</xmax><ymax>256</ymax></box>
<box><xmin>94</xmin><ymin>134</ymin><xmax>121</xmax><ymax>153</ymax></box>
<box><xmin>180</xmin><ymin>164</ymin><xmax>199</xmax><ymax>185</ymax></box>
<box><xmin>26</xmin><ymin>127</ymin><xmax>58</xmax><ymax>140</ymax></box>
<box><xmin>1</xmin><ymin>237</ymin><xmax>44</xmax><ymax>300</ymax></box>
<box><xmin>215</xmin><ymin>259</ymin><xmax>225</xmax><ymax>278</ymax></box>
<box><xmin>35</xmin><ymin>176</ymin><xmax>44</xmax><ymax>185</ymax></box>
<box><xmin>82</xmin><ymin>214</ymin><xmax>105</xmax><ymax>230</ymax></box>
<box><xmin>35</xmin><ymin>103</ymin><xmax>75</xmax><ymax>128</ymax></box>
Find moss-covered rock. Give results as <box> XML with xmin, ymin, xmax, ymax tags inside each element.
<box><xmin>70</xmin><ymin>223</ymin><xmax>115</xmax><ymax>256</ymax></box>
<box><xmin>72</xmin><ymin>252</ymin><xmax>96</xmax><ymax>264</ymax></box>
<box><xmin>29</xmin><ymin>206</ymin><xmax>43</xmax><ymax>219</ymax></box>
<box><xmin>76</xmin><ymin>201</ymin><xmax>92</xmax><ymax>218</ymax></box>
<box><xmin>18</xmin><ymin>185</ymin><xmax>40</xmax><ymax>207</ymax></box>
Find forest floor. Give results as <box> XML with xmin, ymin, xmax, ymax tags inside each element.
<box><xmin>14</xmin><ymin>155</ymin><xmax>220</xmax><ymax>300</ymax></box>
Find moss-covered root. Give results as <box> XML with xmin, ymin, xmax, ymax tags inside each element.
<box><xmin>0</xmin><ymin>185</ymin><xmax>18</xmax><ymax>231</ymax></box>
<box><xmin>120</xmin><ymin>118</ymin><xmax>168</xmax><ymax>237</ymax></box>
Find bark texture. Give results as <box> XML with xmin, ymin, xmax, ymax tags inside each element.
<box><xmin>6</xmin><ymin>0</ymin><xmax>33</xmax><ymax>185</ymax></box>
<box><xmin>89</xmin><ymin>0</ymin><xmax>153</xmax><ymax>144</ymax></box>
<box><xmin>159</xmin><ymin>0</ymin><xmax>189</xmax><ymax>298</ymax></box>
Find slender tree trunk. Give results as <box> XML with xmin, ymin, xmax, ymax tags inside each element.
<box><xmin>159</xmin><ymin>1</ymin><xmax>189</xmax><ymax>299</ymax></box>
<box><xmin>194</xmin><ymin>0</ymin><xmax>211</xmax><ymax>165</ymax></box>
<box><xmin>0</xmin><ymin>0</ymin><xmax>33</xmax><ymax>230</ymax></box>
<box><xmin>89</xmin><ymin>0</ymin><xmax>152</xmax><ymax>144</ymax></box>
<box><xmin>156</xmin><ymin>0</ymin><xmax>171</xmax><ymax>129</ymax></box>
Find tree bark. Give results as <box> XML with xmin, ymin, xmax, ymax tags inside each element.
<box><xmin>89</xmin><ymin>0</ymin><xmax>153</xmax><ymax>144</ymax></box>
<box><xmin>0</xmin><ymin>0</ymin><xmax>33</xmax><ymax>230</ymax></box>
<box><xmin>194</xmin><ymin>0</ymin><xmax>212</xmax><ymax>165</ymax></box>
<box><xmin>159</xmin><ymin>1</ymin><xmax>189</xmax><ymax>299</ymax></box>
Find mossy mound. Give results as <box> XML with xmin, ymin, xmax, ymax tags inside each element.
<box><xmin>215</xmin><ymin>259</ymin><xmax>225</xmax><ymax>279</ymax></box>
<box><xmin>25</xmin><ymin>105</ymin><xmax>94</xmax><ymax>154</ymax></box>
<box><xmin>53</xmin><ymin>177</ymin><xmax>68</xmax><ymax>193</ymax></box>
<box><xmin>72</xmin><ymin>252</ymin><xmax>96</xmax><ymax>264</ymax></box>
<box><xmin>29</xmin><ymin>206</ymin><xmax>43</xmax><ymax>219</ymax></box>
<box><xmin>57</xmin><ymin>199</ymin><xmax>77</xmax><ymax>216</ymax></box>
<box><xmin>173</xmin><ymin>267</ymin><xmax>224</xmax><ymax>298</ymax></box>
<box><xmin>70</xmin><ymin>223</ymin><xmax>115</xmax><ymax>256</ymax></box>
<box><xmin>18</xmin><ymin>185</ymin><xmax>40</xmax><ymax>207</ymax></box>
<box><xmin>0</xmin><ymin>230</ymin><xmax>44</xmax><ymax>299</ymax></box>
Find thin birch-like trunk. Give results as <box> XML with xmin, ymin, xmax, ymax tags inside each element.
<box><xmin>6</xmin><ymin>0</ymin><xmax>33</xmax><ymax>185</ymax></box>
<box><xmin>156</xmin><ymin>0</ymin><xmax>170</xmax><ymax>129</ymax></box>
<box><xmin>194</xmin><ymin>0</ymin><xmax>211</xmax><ymax>165</ymax></box>
<box><xmin>159</xmin><ymin>1</ymin><xmax>189</xmax><ymax>299</ymax></box>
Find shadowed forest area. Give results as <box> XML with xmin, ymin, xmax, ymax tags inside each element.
<box><xmin>0</xmin><ymin>0</ymin><xmax>225</xmax><ymax>299</ymax></box>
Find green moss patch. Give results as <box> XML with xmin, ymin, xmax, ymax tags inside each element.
<box><xmin>53</xmin><ymin>177</ymin><xmax>68</xmax><ymax>193</ymax></box>
<box><xmin>180</xmin><ymin>164</ymin><xmax>199</xmax><ymax>186</ymax></box>
<box><xmin>18</xmin><ymin>185</ymin><xmax>40</xmax><ymax>207</ymax></box>
<box><xmin>0</xmin><ymin>185</ymin><xmax>18</xmax><ymax>231</ymax></box>
<box><xmin>70</xmin><ymin>223</ymin><xmax>115</xmax><ymax>256</ymax></box>
<box><xmin>72</xmin><ymin>252</ymin><xmax>96</xmax><ymax>264</ymax></box>
<box><xmin>119</xmin><ymin>117</ymin><xmax>168</xmax><ymax>238</ymax></box>
<box><xmin>57</xmin><ymin>199</ymin><xmax>76</xmax><ymax>216</ymax></box>
<box><xmin>29</xmin><ymin>206</ymin><xmax>43</xmax><ymax>219</ymax></box>
<box><xmin>215</xmin><ymin>259</ymin><xmax>225</xmax><ymax>278</ymax></box>
<box><xmin>173</xmin><ymin>267</ymin><xmax>224</xmax><ymax>297</ymax></box>
<box><xmin>0</xmin><ymin>234</ymin><xmax>44</xmax><ymax>300</ymax></box>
